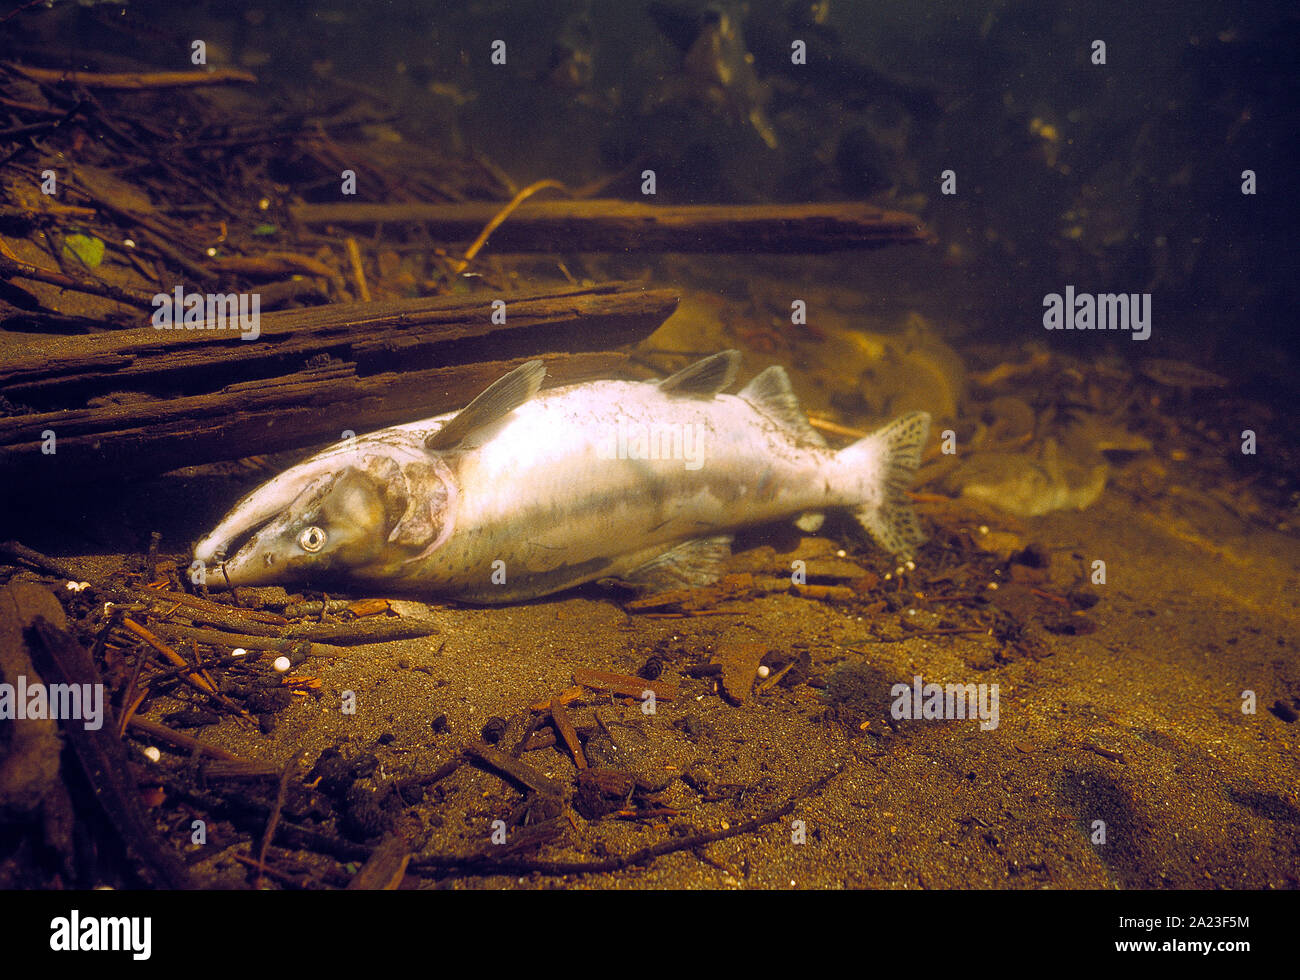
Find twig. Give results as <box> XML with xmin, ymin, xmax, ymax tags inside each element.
<box><xmin>139</xmin><ymin>587</ymin><xmax>288</xmax><ymax>626</ymax></box>
<box><xmin>0</xmin><ymin>252</ymin><xmax>155</xmax><ymax>309</ymax></box>
<box><xmin>152</xmin><ymin>622</ymin><xmax>350</xmax><ymax>659</ymax></box>
<box><xmin>344</xmin><ymin>237</ymin><xmax>370</xmax><ymax>302</ymax></box>
<box><xmin>807</xmin><ymin>415</ymin><xmax>870</xmax><ymax>440</ymax></box>
<box><xmin>410</xmin><ymin>765</ymin><xmax>842</xmax><ymax>877</ymax></box>
<box><xmin>549</xmin><ymin>699</ymin><xmax>587</xmax><ymax>770</ymax></box>
<box><xmin>447</xmin><ymin>178</ymin><xmax>569</xmax><ymax>278</ymax></box>
<box><xmin>255</xmin><ymin>748</ymin><xmax>306</xmax><ymax>889</ymax></box>
<box><xmin>2</xmin><ymin>63</ymin><xmax>258</xmax><ymax>90</ymax></box>
<box><xmin>121</xmin><ymin>617</ymin><xmax>249</xmax><ymax>714</ymax></box>
<box><xmin>126</xmin><ymin>716</ymin><xmax>243</xmax><ymax>761</ymax></box>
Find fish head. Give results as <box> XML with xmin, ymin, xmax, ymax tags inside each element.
<box><xmin>207</xmin><ymin>452</ymin><xmax>457</xmax><ymax>588</ymax></box>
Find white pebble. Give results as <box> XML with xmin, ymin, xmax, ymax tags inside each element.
<box><xmin>836</xmin><ymin>549</ymin><xmax>846</xmax><ymax>558</ymax></box>
<box><xmin>905</xmin><ymin>560</ymin><xmax>915</xmax><ymax>571</ymax></box>
<box><xmin>757</xmin><ymin>665</ymin><xmax>770</xmax><ymax>679</ymax></box>
<box><xmin>987</xmin><ymin>582</ymin><xmax>999</xmax><ymax>591</ymax></box>
<box><xmin>143</xmin><ymin>746</ymin><xmax>161</xmax><ymax>763</ymax></box>
<box><xmin>979</xmin><ymin>525</ymin><xmax>989</xmax><ymax>535</ymax></box>
<box><xmin>273</xmin><ymin>656</ymin><xmax>291</xmax><ymax>672</ymax></box>
<box><xmin>231</xmin><ymin>648</ymin><xmax>248</xmax><ymax>658</ymax></box>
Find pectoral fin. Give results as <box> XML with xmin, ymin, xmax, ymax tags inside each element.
<box><xmin>609</xmin><ymin>535</ymin><xmax>734</xmax><ymax>592</ymax></box>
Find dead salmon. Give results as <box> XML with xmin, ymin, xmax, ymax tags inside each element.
<box><xmin>193</xmin><ymin>351</ymin><xmax>930</xmax><ymax>603</ymax></box>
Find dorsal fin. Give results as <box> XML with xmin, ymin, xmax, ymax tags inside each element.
<box><xmin>658</xmin><ymin>350</ymin><xmax>740</xmax><ymax>397</ymax></box>
<box><xmin>738</xmin><ymin>365</ymin><xmax>827</xmax><ymax>447</ymax></box>
<box><xmin>425</xmin><ymin>359</ymin><xmax>546</xmax><ymax>451</ymax></box>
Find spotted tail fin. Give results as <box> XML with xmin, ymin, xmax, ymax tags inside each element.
<box><xmin>839</xmin><ymin>411</ymin><xmax>931</xmax><ymax>559</ymax></box>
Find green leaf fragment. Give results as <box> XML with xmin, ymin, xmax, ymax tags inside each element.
<box><xmin>63</xmin><ymin>233</ymin><xmax>105</xmax><ymax>269</ymax></box>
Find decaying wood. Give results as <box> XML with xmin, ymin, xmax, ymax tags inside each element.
<box><xmin>0</xmin><ymin>283</ymin><xmax>676</xmax><ymax>482</ymax></box>
<box><xmin>25</xmin><ymin>617</ymin><xmax>193</xmax><ymax>887</ymax></box>
<box><xmin>572</xmin><ymin>667</ymin><xmax>678</xmax><ymax>702</ymax></box>
<box><xmin>289</xmin><ymin>199</ymin><xmax>932</xmax><ymax>252</ymax></box>
<box><xmin>2</xmin><ymin>62</ymin><xmax>258</xmax><ymax>90</ymax></box>
<box><xmin>1</xmin><ymin>351</ymin><xmax>630</xmax><ymax>482</ymax></box>
<box><xmin>1</xmin><ymin>282</ymin><xmax>674</xmax><ymax>407</ymax></box>
<box><xmin>0</xmin><ymin>252</ymin><xmax>156</xmax><ymax>310</ymax></box>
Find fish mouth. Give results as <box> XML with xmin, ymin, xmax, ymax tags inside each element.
<box><xmin>201</xmin><ymin>519</ymin><xmax>280</xmax><ymax>588</ymax></box>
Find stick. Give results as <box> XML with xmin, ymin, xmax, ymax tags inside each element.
<box><xmin>126</xmin><ymin>716</ymin><xmax>244</xmax><ymax>761</ymax></box>
<box><xmin>0</xmin><ymin>251</ymin><xmax>156</xmax><ymax>309</ymax></box>
<box><xmin>448</xmin><ymin>179</ymin><xmax>568</xmax><ymax>277</ymax></box>
<box><xmin>410</xmin><ymin>766</ymin><xmax>842</xmax><ymax>877</ymax></box>
<box><xmin>289</xmin><ymin>199</ymin><xmax>932</xmax><ymax>252</ymax></box>
<box><xmin>3</xmin><ymin>63</ymin><xmax>258</xmax><ymax>90</ymax></box>
<box><xmin>255</xmin><ymin>748</ymin><xmax>306</xmax><ymax>889</ymax></box>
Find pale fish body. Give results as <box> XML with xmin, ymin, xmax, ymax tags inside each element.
<box><xmin>193</xmin><ymin>352</ymin><xmax>930</xmax><ymax>603</ymax></box>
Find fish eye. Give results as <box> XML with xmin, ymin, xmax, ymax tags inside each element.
<box><xmin>298</xmin><ymin>526</ymin><xmax>326</xmax><ymax>552</ymax></box>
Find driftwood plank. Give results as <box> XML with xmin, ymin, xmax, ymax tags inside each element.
<box><xmin>289</xmin><ymin>199</ymin><xmax>932</xmax><ymax>252</ymax></box>
<box><xmin>0</xmin><ymin>352</ymin><xmax>630</xmax><ymax>482</ymax></box>
<box><xmin>1</xmin><ymin>282</ymin><xmax>676</xmax><ymax>408</ymax></box>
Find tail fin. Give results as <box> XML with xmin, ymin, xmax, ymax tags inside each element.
<box><xmin>839</xmin><ymin>411</ymin><xmax>931</xmax><ymax>559</ymax></box>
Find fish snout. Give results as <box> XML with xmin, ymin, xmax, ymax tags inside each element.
<box><xmin>211</xmin><ymin>537</ymin><xmax>280</xmax><ymax>587</ymax></box>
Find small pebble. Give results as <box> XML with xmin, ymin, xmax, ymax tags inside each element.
<box><xmin>836</xmin><ymin>549</ymin><xmax>847</xmax><ymax>558</ymax></box>
<box><xmin>979</xmin><ymin>525</ymin><xmax>989</xmax><ymax>535</ymax></box>
<box><xmin>987</xmin><ymin>582</ymin><xmax>999</xmax><ymax>591</ymax></box>
<box><xmin>757</xmin><ymin>665</ymin><xmax>770</xmax><ymax>679</ymax></box>
<box><xmin>143</xmin><ymin>746</ymin><xmax>161</xmax><ymax>763</ymax></box>
<box><xmin>273</xmin><ymin>656</ymin><xmax>291</xmax><ymax>673</ymax></box>
<box><xmin>231</xmin><ymin>647</ymin><xmax>248</xmax><ymax>658</ymax></box>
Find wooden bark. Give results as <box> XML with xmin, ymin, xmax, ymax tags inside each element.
<box><xmin>288</xmin><ymin>199</ymin><xmax>932</xmax><ymax>253</ymax></box>
<box><xmin>1</xmin><ymin>282</ymin><xmax>675</xmax><ymax>408</ymax></box>
<box><xmin>0</xmin><ymin>282</ymin><xmax>677</xmax><ymax>483</ymax></box>
<box><xmin>0</xmin><ymin>352</ymin><xmax>630</xmax><ymax>482</ymax></box>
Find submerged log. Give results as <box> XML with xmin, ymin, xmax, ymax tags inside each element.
<box><xmin>0</xmin><ymin>282</ymin><xmax>675</xmax><ymax>408</ymax></box>
<box><xmin>289</xmin><ymin>199</ymin><xmax>932</xmax><ymax>252</ymax></box>
<box><xmin>0</xmin><ymin>352</ymin><xmax>630</xmax><ymax>483</ymax></box>
<box><xmin>0</xmin><ymin>283</ymin><xmax>675</xmax><ymax>483</ymax></box>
